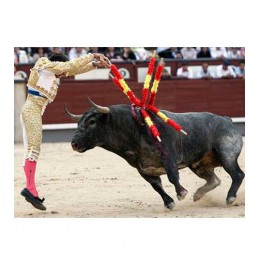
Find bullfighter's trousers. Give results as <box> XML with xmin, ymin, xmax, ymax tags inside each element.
<box><xmin>20</xmin><ymin>94</ymin><xmax>49</xmax><ymax>163</ymax></box>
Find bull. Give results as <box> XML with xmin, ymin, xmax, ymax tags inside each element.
<box><xmin>65</xmin><ymin>98</ymin><xmax>245</xmax><ymax>210</ymax></box>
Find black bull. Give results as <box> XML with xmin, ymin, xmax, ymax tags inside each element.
<box><xmin>65</xmin><ymin>99</ymin><xmax>244</xmax><ymax>210</ymax></box>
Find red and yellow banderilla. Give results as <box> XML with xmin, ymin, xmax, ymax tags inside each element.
<box><xmin>141</xmin><ymin>54</ymin><xmax>156</xmax><ymax>107</ymax></box>
<box><xmin>148</xmin><ymin>59</ymin><xmax>163</xmax><ymax>106</ymax></box>
<box><xmin>147</xmin><ymin>105</ymin><xmax>187</xmax><ymax>135</ymax></box>
<box><xmin>110</xmin><ymin>64</ymin><xmax>141</xmax><ymax>107</ymax></box>
<box><xmin>109</xmin><ymin>54</ymin><xmax>187</xmax><ymax>142</ymax></box>
<box><xmin>146</xmin><ymin>58</ymin><xmax>187</xmax><ymax>135</ymax></box>
<box><xmin>110</xmin><ymin>64</ymin><xmax>161</xmax><ymax>141</ymax></box>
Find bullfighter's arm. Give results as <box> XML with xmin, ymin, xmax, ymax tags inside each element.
<box><xmin>44</xmin><ymin>54</ymin><xmax>95</xmax><ymax>76</ymax></box>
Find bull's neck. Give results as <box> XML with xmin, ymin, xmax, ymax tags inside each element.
<box><xmin>101</xmin><ymin>107</ymin><xmax>140</xmax><ymax>157</ymax></box>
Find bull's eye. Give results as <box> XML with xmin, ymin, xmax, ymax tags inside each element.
<box><xmin>88</xmin><ymin>119</ymin><xmax>96</xmax><ymax>126</ymax></box>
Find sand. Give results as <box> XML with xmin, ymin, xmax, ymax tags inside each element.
<box><xmin>14</xmin><ymin>138</ymin><xmax>245</xmax><ymax>218</ymax></box>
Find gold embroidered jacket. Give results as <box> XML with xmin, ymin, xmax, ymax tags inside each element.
<box><xmin>27</xmin><ymin>54</ymin><xmax>96</xmax><ymax>102</ymax></box>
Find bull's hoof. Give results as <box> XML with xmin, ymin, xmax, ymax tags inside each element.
<box><xmin>193</xmin><ymin>191</ymin><xmax>204</xmax><ymax>202</ymax></box>
<box><xmin>226</xmin><ymin>196</ymin><xmax>236</xmax><ymax>205</ymax></box>
<box><xmin>177</xmin><ymin>190</ymin><xmax>188</xmax><ymax>201</ymax></box>
<box><xmin>165</xmin><ymin>202</ymin><xmax>175</xmax><ymax>210</ymax></box>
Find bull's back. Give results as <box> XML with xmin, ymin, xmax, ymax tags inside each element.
<box><xmin>161</xmin><ymin>111</ymin><xmax>241</xmax><ymax>164</ymax></box>
<box><xmin>164</xmin><ymin>111</ymin><xmax>238</xmax><ymax>140</ymax></box>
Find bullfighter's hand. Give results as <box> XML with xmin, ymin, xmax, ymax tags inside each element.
<box><xmin>93</xmin><ymin>60</ymin><xmax>110</xmax><ymax>68</ymax></box>
<box><xmin>93</xmin><ymin>53</ymin><xmax>111</xmax><ymax>68</ymax></box>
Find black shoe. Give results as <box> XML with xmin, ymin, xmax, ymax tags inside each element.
<box><xmin>20</xmin><ymin>188</ymin><xmax>46</xmax><ymax>211</ymax></box>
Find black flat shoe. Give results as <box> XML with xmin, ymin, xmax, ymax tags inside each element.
<box><xmin>20</xmin><ymin>188</ymin><xmax>46</xmax><ymax>211</ymax></box>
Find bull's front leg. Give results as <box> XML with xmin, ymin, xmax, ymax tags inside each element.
<box><xmin>165</xmin><ymin>159</ymin><xmax>188</xmax><ymax>200</ymax></box>
<box><xmin>160</xmin><ymin>149</ymin><xmax>188</xmax><ymax>201</ymax></box>
<box><xmin>139</xmin><ymin>173</ymin><xmax>175</xmax><ymax>210</ymax></box>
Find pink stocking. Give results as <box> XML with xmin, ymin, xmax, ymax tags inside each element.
<box><xmin>23</xmin><ymin>159</ymin><xmax>39</xmax><ymax>197</ymax></box>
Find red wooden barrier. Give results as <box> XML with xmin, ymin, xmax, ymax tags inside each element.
<box><xmin>15</xmin><ymin>60</ymin><xmax>245</xmax><ymax>124</ymax></box>
<box><xmin>42</xmin><ymin>78</ymin><xmax>245</xmax><ymax>124</ymax></box>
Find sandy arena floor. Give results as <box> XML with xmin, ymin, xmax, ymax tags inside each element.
<box><xmin>14</xmin><ymin>138</ymin><xmax>245</xmax><ymax>218</ymax></box>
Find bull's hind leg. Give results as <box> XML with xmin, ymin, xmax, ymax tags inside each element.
<box><xmin>220</xmin><ymin>160</ymin><xmax>244</xmax><ymax>205</ymax></box>
<box><xmin>189</xmin><ymin>165</ymin><xmax>221</xmax><ymax>202</ymax></box>
<box><xmin>215</xmin><ymin>135</ymin><xmax>245</xmax><ymax>204</ymax></box>
<box><xmin>139</xmin><ymin>173</ymin><xmax>175</xmax><ymax>210</ymax></box>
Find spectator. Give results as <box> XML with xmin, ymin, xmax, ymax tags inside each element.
<box><xmin>105</xmin><ymin>47</ymin><xmax>123</xmax><ymax>62</ymax></box>
<box><xmin>160</xmin><ymin>59</ymin><xmax>173</xmax><ymax>80</ymax></box>
<box><xmin>216</xmin><ymin>59</ymin><xmax>236</xmax><ymax>79</ymax></box>
<box><xmin>121</xmin><ymin>47</ymin><xmax>137</xmax><ymax>60</ymax></box>
<box><xmin>227</xmin><ymin>47</ymin><xmax>242</xmax><ymax>59</ymax></box>
<box><xmin>180</xmin><ymin>47</ymin><xmax>197</xmax><ymax>59</ymax></box>
<box><xmin>97</xmin><ymin>47</ymin><xmax>107</xmax><ymax>54</ymax></box>
<box><xmin>131</xmin><ymin>47</ymin><xmax>149</xmax><ymax>61</ymax></box>
<box><xmin>234</xmin><ymin>61</ymin><xmax>245</xmax><ymax>79</ymax></box>
<box><xmin>210</xmin><ymin>47</ymin><xmax>227</xmax><ymax>59</ymax></box>
<box><xmin>68</xmin><ymin>47</ymin><xmax>87</xmax><ymax>60</ymax></box>
<box><xmin>240</xmin><ymin>47</ymin><xmax>245</xmax><ymax>58</ymax></box>
<box><xmin>30</xmin><ymin>47</ymin><xmax>47</xmax><ymax>56</ymax></box>
<box><xmin>176</xmin><ymin>61</ymin><xmax>193</xmax><ymax>79</ymax></box>
<box><xmin>32</xmin><ymin>47</ymin><xmax>49</xmax><ymax>63</ymax></box>
<box><xmin>225</xmin><ymin>47</ymin><xmax>231</xmax><ymax>53</ymax></box>
<box><xmin>170</xmin><ymin>47</ymin><xmax>182</xmax><ymax>59</ymax></box>
<box><xmin>14</xmin><ymin>47</ymin><xmax>19</xmax><ymax>64</ymax></box>
<box><xmin>146</xmin><ymin>48</ymin><xmax>159</xmax><ymax>60</ymax></box>
<box><xmin>88</xmin><ymin>47</ymin><xmax>99</xmax><ymax>54</ymax></box>
<box><xmin>48</xmin><ymin>47</ymin><xmax>64</xmax><ymax>57</ymax></box>
<box><xmin>156</xmin><ymin>47</ymin><xmax>172</xmax><ymax>58</ymax></box>
<box><xmin>161</xmin><ymin>68</ymin><xmax>173</xmax><ymax>80</ymax></box>
<box><xmin>14</xmin><ymin>47</ymin><xmax>30</xmax><ymax>63</ymax></box>
<box><xmin>197</xmin><ymin>47</ymin><xmax>212</xmax><ymax>58</ymax></box>
<box><xmin>196</xmin><ymin>63</ymin><xmax>215</xmax><ymax>79</ymax></box>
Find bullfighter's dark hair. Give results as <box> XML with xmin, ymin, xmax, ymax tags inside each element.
<box><xmin>48</xmin><ymin>53</ymin><xmax>69</xmax><ymax>62</ymax></box>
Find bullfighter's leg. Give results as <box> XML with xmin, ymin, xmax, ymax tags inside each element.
<box><xmin>189</xmin><ymin>165</ymin><xmax>221</xmax><ymax>202</ymax></box>
<box><xmin>20</xmin><ymin>94</ymin><xmax>48</xmax><ymax>210</ymax></box>
<box><xmin>139</xmin><ymin>173</ymin><xmax>175</xmax><ymax>210</ymax></box>
<box><xmin>215</xmin><ymin>136</ymin><xmax>245</xmax><ymax>204</ymax></box>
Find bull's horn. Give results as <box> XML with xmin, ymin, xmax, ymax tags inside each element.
<box><xmin>64</xmin><ymin>104</ymin><xmax>83</xmax><ymax>121</ymax></box>
<box><xmin>87</xmin><ymin>97</ymin><xmax>110</xmax><ymax>113</ymax></box>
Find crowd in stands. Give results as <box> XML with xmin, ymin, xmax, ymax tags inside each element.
<box><xmin>14</xmin><ymin>47</ymin><xmax>245</xmax><ymax>80</ymax></box>
<box><xmin>170</xmin><ymin>59</ymin><xmax>245</xmax><ymax>80</ymax></box>
<box><xmin>14</xmin><ymin>47</ymin><xmax>245</xmax><ymax>63</ymax></box>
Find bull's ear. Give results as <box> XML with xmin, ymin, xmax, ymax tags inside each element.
<box><xmin>87</xmin><ymin>97</ymin><xmax>110</xmax><ymax>113</ymax></box>
<box><xmin>64</xmin><ymin>104</ymin><xmax>83</xmax><ymax>121</ymax></box>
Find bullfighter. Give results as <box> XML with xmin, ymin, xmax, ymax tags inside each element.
<box><xmin>20</xmin><ymin>50</ymin><xmax>110</xmax><ymax>210</ymax></box>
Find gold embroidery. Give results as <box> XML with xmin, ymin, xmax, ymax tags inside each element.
<box><xmin>20</xmin><ymin>94</ymin><xmax>49</xmax><ymax>161</ymax></box>
<box><xmin>27</xmin><ymin>55</ymin><xmax>95</xmax><ymax>102</ymax></box>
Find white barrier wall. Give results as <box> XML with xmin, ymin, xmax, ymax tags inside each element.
<box><xmin>14</xmin><ymin>80</ymin><xmax>26</xmax><ymax>143</ymax></box>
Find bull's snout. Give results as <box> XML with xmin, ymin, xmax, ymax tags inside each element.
<box><xmin>71</xmin><ymin>140</ymin><xmax>87</xmax><ymax>153</ymax></box>
<box><xmin>71</xmin><ymin>140</ymin><xmax>78</xmax><ymax>150</ymax></box>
